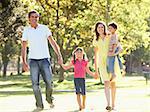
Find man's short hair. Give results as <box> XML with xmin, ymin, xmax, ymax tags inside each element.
<box><xmin>108</xmin><ymin>22</ymin><xmax>117</xmax><ymax>29</ymax></box>
<box><xmin>28</xmin><ymin>10</ymin><xmax>39</xmax><ymax>18</ymax></box>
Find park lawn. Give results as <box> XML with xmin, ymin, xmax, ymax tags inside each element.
<box><xmin>0</xmin><ymin>73</ymin><xmax>149</xmax><ymax>97</ymax></box>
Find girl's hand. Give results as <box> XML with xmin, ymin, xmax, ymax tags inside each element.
<box><xmin>94</xmin><ymin>73</ymin><xmax>99</xmax><ymax>79</ymax></box>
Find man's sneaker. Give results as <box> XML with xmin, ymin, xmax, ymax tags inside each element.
<box><xmin>33</xmin><ymin>107</ymin><xmax>43</xmax><ymax>112</ymax></box>
<box><xmin>49</xmin><ymin>102</ymin><xmax>55</xmax><ymax>108</ymax></box>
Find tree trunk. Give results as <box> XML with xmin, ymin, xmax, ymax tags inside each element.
<box><xmin>17</xmin><ymin>55</ymin><xmax>21</xmax><ymax>75</ymax></box>
<box><xmin>3</xmin><ymin>62</ymin><xmax>8</xmax><ymax>77</ymax></box>
<box><xmin>105</xmin><ymin>0</ymin><xmax>111</xmax><ymax>25</ymax></box>
<box><xmin>0</xmin><ymin>64</ymin><xmax>2</xmax><ymax>76</ymax></box>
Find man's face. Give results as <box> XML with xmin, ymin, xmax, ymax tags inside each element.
<box><xmin>29</xmin><ymin>13</ymin><xmax>39</xmax><ymax>26</ymax></box>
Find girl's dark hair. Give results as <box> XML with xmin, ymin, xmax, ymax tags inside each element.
<box><xmin>108</xmin><ymin>22</ymin><xmax>117</xmax><ymax>29</ymax></box>
<box><xmin>95</xmin><ymin>22</ymin><xmax>107</xmax><ymax>41</ymax></box>
<box><xmin>28</xmin><ymin>10</ymin><xmax>39</xmax><ymax>18</ymax></box>
<box><xmin>73</xmin><ymin>47</ymin><xmax>85</xmax><ymax>64</ymax></box>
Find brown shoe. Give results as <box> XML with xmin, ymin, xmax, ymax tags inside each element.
<box><xmin>106</xmin><ymin>106</ymin><xmax>112</xmax><ymax>110</ymax></box>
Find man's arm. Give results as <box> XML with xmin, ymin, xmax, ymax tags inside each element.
<box><xmin>21</xmin><ymin>41</ymin><xmax>29</xmax><ymax>71</ymax></box>
<box><xmin>61</xmin><ymin>61</ymin><xmax>73</xmax><ymax>70</ymax></box>
<box><xmin>48</xmin><ymin>36</ymin><xmax>63</xmax><ymax>62</ymax></box>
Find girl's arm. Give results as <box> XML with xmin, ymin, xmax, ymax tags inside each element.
<box><xmin>61</xmin><ymin>61</ymin><xmax>74</xmax><ymax>70</ymax></box>
<box><xmin>86</xmin><ymin>63</ymin><xmax>98</xmax><ymax>79</ymax></box>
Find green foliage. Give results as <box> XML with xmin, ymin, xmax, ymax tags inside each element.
<box><xmin>1</xmin><ymin>0</ymin><xmax>149</xmax><ymax>76</ymax></box>
<box><xmin>0</xmin><ymin>0</ymin><xmax>27</xmax><ymax>76</ymax></box>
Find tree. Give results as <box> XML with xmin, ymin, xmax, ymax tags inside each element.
<box><xmin>20</xmin><ymin>0</ymin><xmax>150</xmax><ymax>78</ymax></box>
<box><xmin>0</xmin><ymin>0</ymin><xmax>27</xmax><ymax>77</ymax></box>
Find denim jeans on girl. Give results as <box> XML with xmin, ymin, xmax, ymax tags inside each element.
<box><xmin>29</xmin><ymin>58</ymin><xmax>53</xmax><ymax>108</ymax></box>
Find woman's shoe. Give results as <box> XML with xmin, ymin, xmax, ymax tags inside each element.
<box><xmin>106</xmin><ymin>106</ymin><xmax>112</xmax><ymax>110</ymax></box>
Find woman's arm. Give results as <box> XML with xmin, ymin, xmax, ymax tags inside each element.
<box><xmin>94</xmin><ymin>47</ymin><xmax>99</xmax><ymax>74</ymax></box>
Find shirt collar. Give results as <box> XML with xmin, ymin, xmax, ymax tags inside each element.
<box><xmin>29</xmin><ymin>24</ymin><xmax>40</xmax><ymax>29</ymax></box>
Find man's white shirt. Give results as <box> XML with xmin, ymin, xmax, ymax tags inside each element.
<box><xmin>22</xmin><ymin>24</ymin><xmax>52</xmax><ymax>59</ymax></box>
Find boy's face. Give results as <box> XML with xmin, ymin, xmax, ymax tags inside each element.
<box><xmin>108</xmin><ymin>26</ymin><xmax>116</xmax><ymax>34</ymax></box>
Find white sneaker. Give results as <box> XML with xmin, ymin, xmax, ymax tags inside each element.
<box><xmin>33</xmin><ymin>107</ymin><xmax>43</xmax><ymax>112</ymax></box>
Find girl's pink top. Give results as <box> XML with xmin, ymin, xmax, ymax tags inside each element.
<box><xmin>72</xmin><ymin>59</ymin><xmax>88</xmax><ymax>78</ymax></box>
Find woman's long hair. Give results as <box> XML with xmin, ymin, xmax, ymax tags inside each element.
<box><xmin>94</xmin><ymin>22</ymin><xmax>107</xmax><ymax>41</ymax></box>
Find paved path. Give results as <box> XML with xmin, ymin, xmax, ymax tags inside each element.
<box><xmin>0</xmin><ymin>76</ymin><xmax>150</xmax><ymax>112</ymax></box>
<box><xmin>0</xmin><ymin>87</ymin><xmax>150</xmax><ymax>112</ymax></box>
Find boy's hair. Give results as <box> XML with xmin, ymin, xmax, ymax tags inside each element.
<box><xmin>108</xmin><ymin>22</ymin><xmax>117</xmax><ymax>29</ymax></box>
<box><xmin>72</xmin><ymin>47</ymin><xmax>85</xmax><ymax>64</ymax></box>
<box><xmin>28</xmin><ymin>10</ymin><xmax>39</xmax><ymax>18</ymax></box>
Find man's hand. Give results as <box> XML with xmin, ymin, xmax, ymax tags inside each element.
<box><xmin>58</xmin><ymin>56</ymin><xmax>63</xmax><ymax>65</ymax></box>
<box><xmin>22</xmin><ymin>62</ymin><xmax>29</xmax><ymax>72</ymax></box>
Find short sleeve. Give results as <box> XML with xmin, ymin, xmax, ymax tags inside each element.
<box><xmin>85</xmin><ymin>60</ymin><xmax>88</xmax><ymax>67</ymax></box>
<box><xmin>93</xmin><ymin>37</ymin><xmax>99</xmax><ymax>47</ymax></box>
<box><xmin>22</xmin><ymin>27</ymin><xmax>28</xmax><ymax>41</ymax></box>
<box><xmin>45</xmin><ymin>26</ymin><xmax>52</xmax><ymax>38</ymax></box>
<box><xmin>71</xmin><ymin>60</ymin><xmax>75</xmax><ymax>65</ymax></box>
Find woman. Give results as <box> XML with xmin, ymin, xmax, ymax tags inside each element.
<box><xmin>93</xmin><ymin>21</ymin><xmax>121</xmax><ymax>110</ymax></box>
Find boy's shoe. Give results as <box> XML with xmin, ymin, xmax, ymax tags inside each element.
<box><xmin>121</xmin><ymin>70</ymin><xmax>126</xmax><ymax>76</ymax></box>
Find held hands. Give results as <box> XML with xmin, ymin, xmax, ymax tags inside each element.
<box><xmin>93</xmin><ymin>72</ymin><xmax>99</xmax><ymax>79</ymax></box>
<box><xmin>58</xmin><ymin>56</ymin><xmax>63</xmax><ymax>65</ymax></box>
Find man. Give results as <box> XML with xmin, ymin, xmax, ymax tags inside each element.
<box><xmin>21</xmin><ymin>10</ymin><xmax>63</xmax><ymax>111</ymax></box>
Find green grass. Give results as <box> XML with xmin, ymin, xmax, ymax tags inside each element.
<box><xmin>0</xmin><ymin>74</ymin><xmax>149</xmax><ymax>97</ymax></box>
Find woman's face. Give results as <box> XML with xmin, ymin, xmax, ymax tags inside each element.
<box><xmin>75</xmin><ymin>50</ymin><xmax>84</xmax><ymax>59</ymax></box>
<box><xmin>97</xmin><ymin>24</ymin><xmax>105</xmax><ymax>34</ymax></box>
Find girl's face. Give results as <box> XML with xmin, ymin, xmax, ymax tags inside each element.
<box><xmin>108</xmin><ymin>26</ymin><xmax>116</xmax><ymax>34</ymax></box>
<box><xmin>97</xmin><ymin>24</ymin><xmax>105</xmax><ymax>34</ymax></box>
<box><xmin>75</xmin><ymin>50</ymin><xmax>84</xmax><ymax>59</ymax></box>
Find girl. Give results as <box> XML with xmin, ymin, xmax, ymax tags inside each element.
<box><xmin>60</xmin><ymin>47</ymin><xmax>97</xmax><ymax>111</ymax></box>
<box><xmin>93</xmin><ymin>22</ymin><xmax>121</xmax><ymax>110</ymax></box>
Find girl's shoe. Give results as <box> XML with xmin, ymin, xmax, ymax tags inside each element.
<box><xmin>106</xmin><ymin>106</ymin><xmax>112</xmax><ymax>110</ymax></box>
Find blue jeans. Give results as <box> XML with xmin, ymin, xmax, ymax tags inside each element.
<box><xmin>115</xmin><ymin>47</ymin><xmax>123</xmax><ymax>69</ymax></box>
<box><xmin>107</xmin><ymin>47</ymin><xmax>123</xmax><ymax>74</ymax></box>
<box><xmin>117</xmin><ymin>55</ymin><xmax>123</xmax><ymax>69</ymax></box>
<box><xmin>29</xmin><ymin>58</ymin><xmax>53</xmax><ymax>108</ymax></box>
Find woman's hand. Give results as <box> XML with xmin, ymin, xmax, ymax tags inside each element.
<box><xmin>108</xmin><ymin>52</ymin><xmax>116</xmax><ymax>56</ymax></box>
